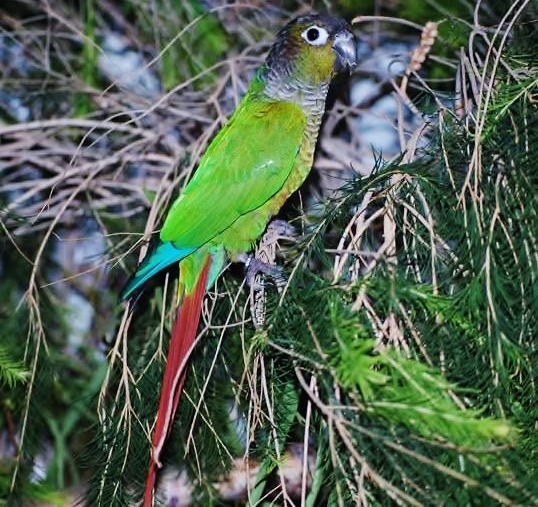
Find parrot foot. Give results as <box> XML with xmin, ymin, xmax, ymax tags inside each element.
<box><xmin>265</xmin><ymin>219</ymin><xmax>298</xmax><ymax>240</ymax></box>
<box><xmin>238</xmin><ymin>253</ymin><xmax>287</xmax><ymax>290</ymax></box>
<box><xmin>239</xmin><ymin>253</ymin><xmax>286</xmax><ymax>329</ymax></box>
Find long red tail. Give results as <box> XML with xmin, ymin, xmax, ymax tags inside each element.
<box><xmin>143</xmin><ymin>259</ymin><xmax>211</xmax><ymax>506</ymax></box>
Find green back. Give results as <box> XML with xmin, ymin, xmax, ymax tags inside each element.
<box><xmin>160</xmin><ymin>80</ymin><xmax>307</xmax><ymax>251</ymax></box>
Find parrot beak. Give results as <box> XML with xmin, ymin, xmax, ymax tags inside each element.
<box><xmin>332</xmin><ymin>31</ymin><xmax>358</xmax><ymax>73</ymax></box>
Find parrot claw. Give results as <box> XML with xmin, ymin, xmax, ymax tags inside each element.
<box><xmin>239</xmin><ymin>253</ymin><xmax>287</xmax><ymax>290</ymax></box>
<box><xmin>266</xmin><ymin>219</ymin><xmax>298</xmax><ymax>239</ymax></box>
<box><xmin>240</xmin><ymin>253</ymin><xmax>286</xmax><ymax>329</ymax></box>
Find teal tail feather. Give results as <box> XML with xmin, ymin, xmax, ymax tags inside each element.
<box><xmin>120</xmin><ymin>241</ymin><xmax>195</xmax><ymax>301</ymax></box>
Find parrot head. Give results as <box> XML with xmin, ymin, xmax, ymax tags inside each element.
<box><xmin>264</xmin><ymin>14</ymin><xmax>357</xmax><ymax>89</ymax></box>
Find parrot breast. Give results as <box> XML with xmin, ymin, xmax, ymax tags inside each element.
<box><xmin>213</xmin><ymin>92</ymin><xmax>326</xmax><ymax>254</ymax></box>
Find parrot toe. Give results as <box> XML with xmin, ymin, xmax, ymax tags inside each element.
<box><xmin>239</xmin><ymin>253</ymin><xmax>287</xmax><ymax>290</ymax></box>
<box><xmin>266</xmin><ymin>219</ymin><xmax>298</xmax><ymax>239</ymax></box>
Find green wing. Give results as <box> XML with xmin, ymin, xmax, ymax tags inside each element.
<box><xmin>160</xmin><ymin>92</ymin><xmax>306</xmax><ymax>248</ymax></box>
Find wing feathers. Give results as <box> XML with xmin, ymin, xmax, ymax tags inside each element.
<box><xmin>160</xmin><ymin>97</ymin><xmax>306</xmax><ymax>250</ymax></box>
<box><xmin>120</xmin><ymin>242</ymin><xmax>195</xmax><ymax>301</ymax></box>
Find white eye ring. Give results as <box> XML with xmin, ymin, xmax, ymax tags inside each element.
<box><xmin>301</xmin><ymin>25</ymin><xmax>330</xmax><ymax>46</ymax></box>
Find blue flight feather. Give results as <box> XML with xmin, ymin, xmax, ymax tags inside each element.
<box><xmin>120</xmin><ymin>241</ymin><xmax>195</xmax><ymax>301</ymax></box>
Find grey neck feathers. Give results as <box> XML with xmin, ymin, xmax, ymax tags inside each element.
<box><xmin>262</xmin><ymin>65</ymin><xmax>330</xmax><ymax>119</ymax></box>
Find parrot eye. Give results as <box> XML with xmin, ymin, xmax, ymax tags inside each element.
<box><xmin>301</xmin><ymin>25</ymin><xmax>330</xmax><ymax>46</ymax></box>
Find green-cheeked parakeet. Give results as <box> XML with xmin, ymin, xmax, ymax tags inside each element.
<box><xmin>121</xmin><ymin>13</ymin><xmax>357</xmax><ymax>505</ymax></box>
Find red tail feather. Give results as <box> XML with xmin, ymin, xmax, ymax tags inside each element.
<box><xmin>144</xmin><ymin>258</ymin><xmax>211</xmax><ymax>506</ymax></box>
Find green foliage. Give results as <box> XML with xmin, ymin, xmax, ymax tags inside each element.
<box><xmin>257</xmin><ymin>257</ymin><xmax>523</xmax><ymax>503</ymax></box>
<box><xmin>398</xmin><ymin>0</ymin><xmax>470</xmax><ymax>23</ymax></box>
<box><xmin>248</xmin><ymin>378</ymin><xmax>299</xmax><ymax>504</ymax></box>
<box><xmin>335</xmin><ymin>337</ymin><xmax>512</xmax><ymax>445</ymax></box>
<box><xmin>76</xmin><ymin>0</ymin><xmax>98</xmax><ymax>116</ymax></box>
<box><xmin>125</xmin><ymin>0</ymin><xmax>233</xmax><ymax>91</ymax></box>
<box><xmin>0</xmin><ymin>223</ymin><xmax>109</xmax><ymax>504</ymax></box>
<box><xmin>0</xmin><ymin>347</ymin><xmax>28</xmax><ymax>390</ymax></box>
